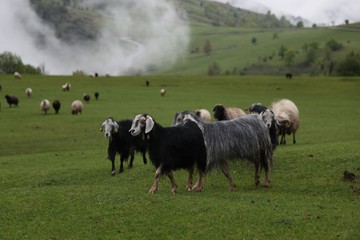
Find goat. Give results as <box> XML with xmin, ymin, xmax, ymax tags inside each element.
<box><xmin>100</xmin><ymin>118</ymin><xmax>147</xmax><ymax>176</ymax></box>
<box><xmin>172</xmin><ymin>111</ymin><xmax>272</xmax><ymax>191</ymax></box>
<box><xmin>129</xmin><ymin>114</ymin><xmax>207</xmax><ymax>193</ymax></box>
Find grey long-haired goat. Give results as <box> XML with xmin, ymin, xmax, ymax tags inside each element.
<box><xmin>100</xmin><ymin>118</ymin><xmax>147</xmax><ymax>176</ymax></box>
<box><xmin>172</xmin><ymin>111</ymin><xmax>272</xmax><ymax>191</ymax></box>
<box><xmin>129</xmin><ymin>114</ymin><xmax>207</xmax><ymax>193</ymax></box>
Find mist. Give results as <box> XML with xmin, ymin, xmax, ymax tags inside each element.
<box><xmin>0</xmin><ymin>0</ymin><xmax>190</xmax><ymax>75</ymax></box>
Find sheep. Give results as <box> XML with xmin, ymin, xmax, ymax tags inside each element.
<box><xmin>83</xmin><ymin>93</ymin><xmax>90</xmax><ymax>103</ymax></box>
<box><xmin>100</xmin><ymin>118</ymin><xmax>148</xmax><ymax>176</ymax></box>
<box><xmin>129</xmin><ymin>114</ymin><xmax>207</xmax><ymax>193</ymax></box>
<box><xmin>160</xmin><ymin>88</ymin><xmax>166</xmax><ymax>97</ymax></box>
<box><xmin>172</xmin><ymin>111</ymin><xmax>272</xmax><ymax>191</ymax></box>
<box><xmin>146</xmin><ymin>80</ymin><xmax>150</xmax><ymax>87</ymax></box>
<box><xmin>285</xmin><ymin>73</ymin><xmax>293</xmax><ymax>79</ymax></box>
<box><xmin>62</xmin><ymin>82</ymin><xmax>71</xmax><ymax>91</ymax></box>
<box><xmin>52</xmin><ymin>100</ymin><xmax>61</xmax><ymax>114</ymax></box>
<box><xmin>195</xmin><ymin>109</ymin><xmax>211</xmax><ymax>122</ymax></box>
<box><xmin>5</xmin><ymin>95</ymin><xmax>19</xmax><ymax>107</ymax></box>
<box><xmin>71</xmin><ymin>100</ymin><xmax>83</xmax><ymax>115</ymax></box>
<box><xmin>25</xmin><ymin>88</ymin><xmax>32</xmax><ymax>98</ymax></box>
<box><xmin>94</xmin><ymin>92</ymin><xmax>99</xmax><ymax>100</ymax></box>
<box><xmin>213</xmin><ymin>104</ymin><xmax>246</xmax><ymax>121</ymax></box>
<box><xmin>271</xmin><ymin>99</ymin><xmax>300</xmax><ymax>145</ymax></box>
<box><xmin>14</xmin><ymin>72</ymin><xmax>22</xmax><ymax>79</ymax></box>
<box><xmin>40</xmin><ymin>99</ymin><xmax>51</xmax><ymax>114</ymax></box>
<box><xmin>248</xmin><ymin>103</ymin><xmax>267</xmax><ymax>114</ymax></box>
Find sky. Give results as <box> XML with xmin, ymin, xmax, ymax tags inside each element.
<box><xmin>213</xmin><ymin>0</ymin><xmax>360</xmax><ymax>26</ymax></box>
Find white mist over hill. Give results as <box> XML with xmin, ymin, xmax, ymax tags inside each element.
<box><xmin>212</xmin><ymin>0</ymin><xmax>360</xmax><ymax>26</ymax></box>
<box><xmin>0</xmin><ymin>0</ymin><xmax>189</xmax><ymax>75</ymax></box>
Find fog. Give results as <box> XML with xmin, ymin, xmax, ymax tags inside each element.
<box><xmin>213</xmin><ymin>0</ymin><xmax>360</xmax><ymax>26</ymax></box>
<box><xmin>0</xmin><ymin>0</ymin><xmax>189</xmax><ymax>75</ymax></box>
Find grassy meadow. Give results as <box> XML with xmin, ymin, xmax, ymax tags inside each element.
<box><xmin>0</xmin><ymin>74</ymin><xmax>359</xmax><ymax>239</ymax></box>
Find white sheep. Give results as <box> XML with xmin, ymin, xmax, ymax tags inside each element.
<box><xmin>195</xmin><ymin>109</ymin><xmax>211</xmax><ymax>122</ymax></box>
<box><xmin>71</xmin><ymin>100</ymin><xmax>83</xmax><ymax>115</ymax></box>
<box><xmin>14</xmin><ymin>72</ymin><xmax>22</xmax><ymax>79</ymax></box>
<box><xmin>213</xmin><ymin>104</ymin><xmax>246</xmax><ymax>121</ymax></box>
<box><xmin>62</xmin><ymin>82</ymin><xmax>71</xmax><ymax>91</ymax></box>
<box><xmin>160</xmin><ymin>88</ymin><xmax>166</xmax><ymax>97</ymax></box>
<box><xmin>25</xmin><ymin>88</ymin><xmax>32</xmax><ymax>98</ymax></box>
<box><xmin>40</xmin><ymin>99</ymin><xmax>51</xmax><ymax>115</ymax></box>
<box><xmin>271</xmin><ymin>99</ymin><xmax>300</xmax><ymax>145</ymax></box>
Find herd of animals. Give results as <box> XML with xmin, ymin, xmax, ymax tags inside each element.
<box><xmin>2</xmin><ymin>72</ymin><xmax>300</xmax><ymax>193</ymax></box>
<box><xmin>100</xmin><ymin>96</ymin><xmax>300</xmax><ymax>194</ymax></box>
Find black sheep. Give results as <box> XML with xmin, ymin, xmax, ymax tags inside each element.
<box><xmin>248</xmin><ymin>103</ymin><xmax>267</xmax><ymax>114</ymax></box>
<box><xmin>129</xmin><ymin>114</ymin><xmax>207</xmax><ymax>193</ymax></box>
<box><xmin>100</xmin><ymin>118</ymin><xmax>147</xmax><ymax>176</ymax></box>
<box><xmin>52</xmin><ymin>100</ymin><xmax>61</xmax><ymax>114</ymax></box>
<box><xmin>5</xmin><ymin>95</ymin><xmax>19</xmax><ymax>107</ymax></box>
<box><xmin>94</xmin><ymin>92</ymin><xmax>99</xmax><ymax>100</ymax></box>
<box><xmin>83</xmin><ymin>93</ymin><xmax>90</xmax><ymax>103</ymax></box>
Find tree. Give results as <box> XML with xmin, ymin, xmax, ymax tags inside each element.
<box><xmin>0</xmin><ymin>51</ymin><xmax>41</xmax><ymax>74</ymax></box>
<box><xmin>284</xmin><ymin>50</ymin><xmax>295</xmax><ymax>66</ymax></box>
<box><xmin>337</xmin><ymin>52</ymin><xmax>360</xmax><ymax>76</ymax></box>
<box><xmin>296</xmin><ymin>21</ymin><xmax>304</xmax><ymax>28</ymax></box>
<box><xmin>203</xmin><ymin>40</ymin><xmax>212</xmax><ymax>55</ymax></box>
<box><xmin>278</xmin><ymin>45</ymin><xmax>287</xmax><ymax>59</ymax></box>
<box><xmin>208</xmin><ymin>62</ymin><xmax>221</xmax><ymax>75</ymax></box>
<box><xmin>326</xmin><ymin>39</ymin><xmax>343</xmax><ymax>51</ymax></box>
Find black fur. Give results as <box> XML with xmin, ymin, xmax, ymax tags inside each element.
<box><xmin>5</xmin><ymin>95</ymin><xmax>19</xmax><ymax>107</ymax></box>
<box><xmin>107</xmin><ymin>120</ymin><xmax>147</xmax><ymax>175</ymax></box>
<box><xmin>52</xmin><ymin>100</ymin><xmax>61</xmax><ymax>114</ymax></box>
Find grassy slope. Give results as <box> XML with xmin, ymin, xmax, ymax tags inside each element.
<box><xmin>158</xmin><ymin>24</ymin><xmax>360</xmax><ymax>75</ymax></box>
<box><xmin>0</xmin><ymin>75</ymin><xmax>359</xmax><ymax>239</ymax></box>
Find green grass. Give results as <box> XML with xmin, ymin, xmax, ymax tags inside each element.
<box><xmin>158</xmin><ymin>26</ymin><xmax>360</xmax><ymax>76</ymax></box>
<box><xmin>0</xmin><ymin>75</ymin><xmax>359</xmax><ymax>239</ymax></box>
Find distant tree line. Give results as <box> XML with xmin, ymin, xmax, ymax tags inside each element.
<box><xmin>0</xmin><ymin>52</ymin><xmax>42</xmax><ymax>74</ymax></box>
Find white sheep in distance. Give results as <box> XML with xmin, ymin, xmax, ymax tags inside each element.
<box><xmin>213</xmin><ymin>104</ymin><xmax>246</xmax><ymax>121</ymax></box>
<box><xmin>40</xmin><ymin>99</ymin><xmax>51</xmax><ymax>114</ymax></box>
<box><xmin>71</xmin><ymin>100</ymin><xmax>83</xmax><ymax>115</ymax></box>
<box><xmin>160</xmin><ymin>88</ymin><xmax>166</xmax><ymax>97</ymax></box>
<box><xmin>25</xmin><ymin>88</ymin><xmax>33</xmax><ymax>98</ymax></box>
<box><xmin>62</xmin><ymin>82</ymin><xmax>71</xmax><ymax>91</ymax></box>
<box><xmin>271</xmin><ymin>99</ymin><xmax>300</xmax><ymax>145</ymax></box>
<box><xmin>195</xmin><ymin>109</ymin><xmax>211</xmax><ymax>122</ymax></box>
<box><xmin>14</xmin><ymin>72</ymin><xmax>22</xmax><ymax>79</ymax></box>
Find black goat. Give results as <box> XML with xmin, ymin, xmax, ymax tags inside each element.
<box><xmin>129</xmin><ymin>114</ymin><xmax>207</xmax><ymax>193</ymax></box>
<box><xmin>5</xmin><ymin>95</ymin><xmax>19</xmax><ymax>107</ymax></box>
<box><xmin>100</xmin><ymin>118</ymin><xmax>147</xmax><ymax>176</ymax></box>
<box><xmin>52</xmin><ymin>100</ymin><xmax>61</xmax><ymax>114</ymax></box>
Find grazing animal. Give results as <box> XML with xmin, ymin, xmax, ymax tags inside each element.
<box><xmin>62</xmin><ymin>82</ymin><xmax>71</xmax><ymax>91</ymax></box>
<box><xmin>94</xmin><ymin>92</ymin><xmax>99</xmax><ymax>100</ymax></box>
<box><xmin>129</xmin><ymin>114</ymin><xmax>207</xmax><ymax>193</ymax></box>
<box><xmin>100</xmin><ymin>118</ymin><xmax>147</xmax><ymax>176</ymax></box>
<box><xmin>71</xmin><ymin>100</ymin><xmax>83</xmax><ymax>115</ymax></box>
<box><xmin>5</xmin><ymin>95</ymin><xmax>19</xmax><ymax>107</ymax></box>
<box><xmin>52</xmin><ymin>100</ymin><xmax>61</xmax><ymax>114</ymax></box>
<box><xmin>25</xmin><ymin>88</ymin><xmax>32</xmax><ymax>98</ymax></box>
<box><xmin>213</xmin><ymin>104</ymin><xmax>246</xmax><ymax>121</ymax></box>
<box><xmin>0</xmin><ymin>84</ymin><xmax>2</xmax><ymax>91</ymax></box>
<box><xmin>14</xmin><ymin>72</ymin><xmax>22</xmax><ymax>79</ymax></box>
<box><xmin>40</xmin><ymin>99</ymin><xmax>51</xmax><ymax>114</ymax></box>
<box><xmin>160</xmin><ymin>88</ymin><xmax>166</xmax><ymax>97</ymax></box>
<box><xmin>195</xmin><ymin>109</ymin><xmax>211</xmax><ymax>122</ymax></box>
<box><xmin>285</xmin><ymin>73</ymin><xmax>293</xmax><ymax>79</ymax></box>
<box><xmin>146</xmin><ymin>80</ymin><xmax>150</xmax><ymax>87</ymax></box>
<box><xmin>172</xmin><ymin>111</ymin><xmax>272</xmax><ymax>191</ymax></box>
<box><xmin>83</xmin><ymin>93</ymin><xmax>90</xmax><ymax>103</ymax></box>
<box><xmin>259</xmin><ymin>109</ymin><xmax>278</xmax><ymax>150</ymax></box>
<box><xmin>271</xmin><ymin>99</ymin><xmax>300</xmax><ymax>145</ymax></box>
<box><xmin>248</xmin><ymin>103</ymin><xmax>267</xmax><ymax>114</ymax></box>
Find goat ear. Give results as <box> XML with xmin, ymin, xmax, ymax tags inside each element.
<box><xmin>113</xmin><ymin>122</ymin><xmax>119</xmax><ymax>133</ymax></box>
<box><xmin>145</xmin><ymin>116</ymin><xmax>154</xmax><ymax>134</ymax></box>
